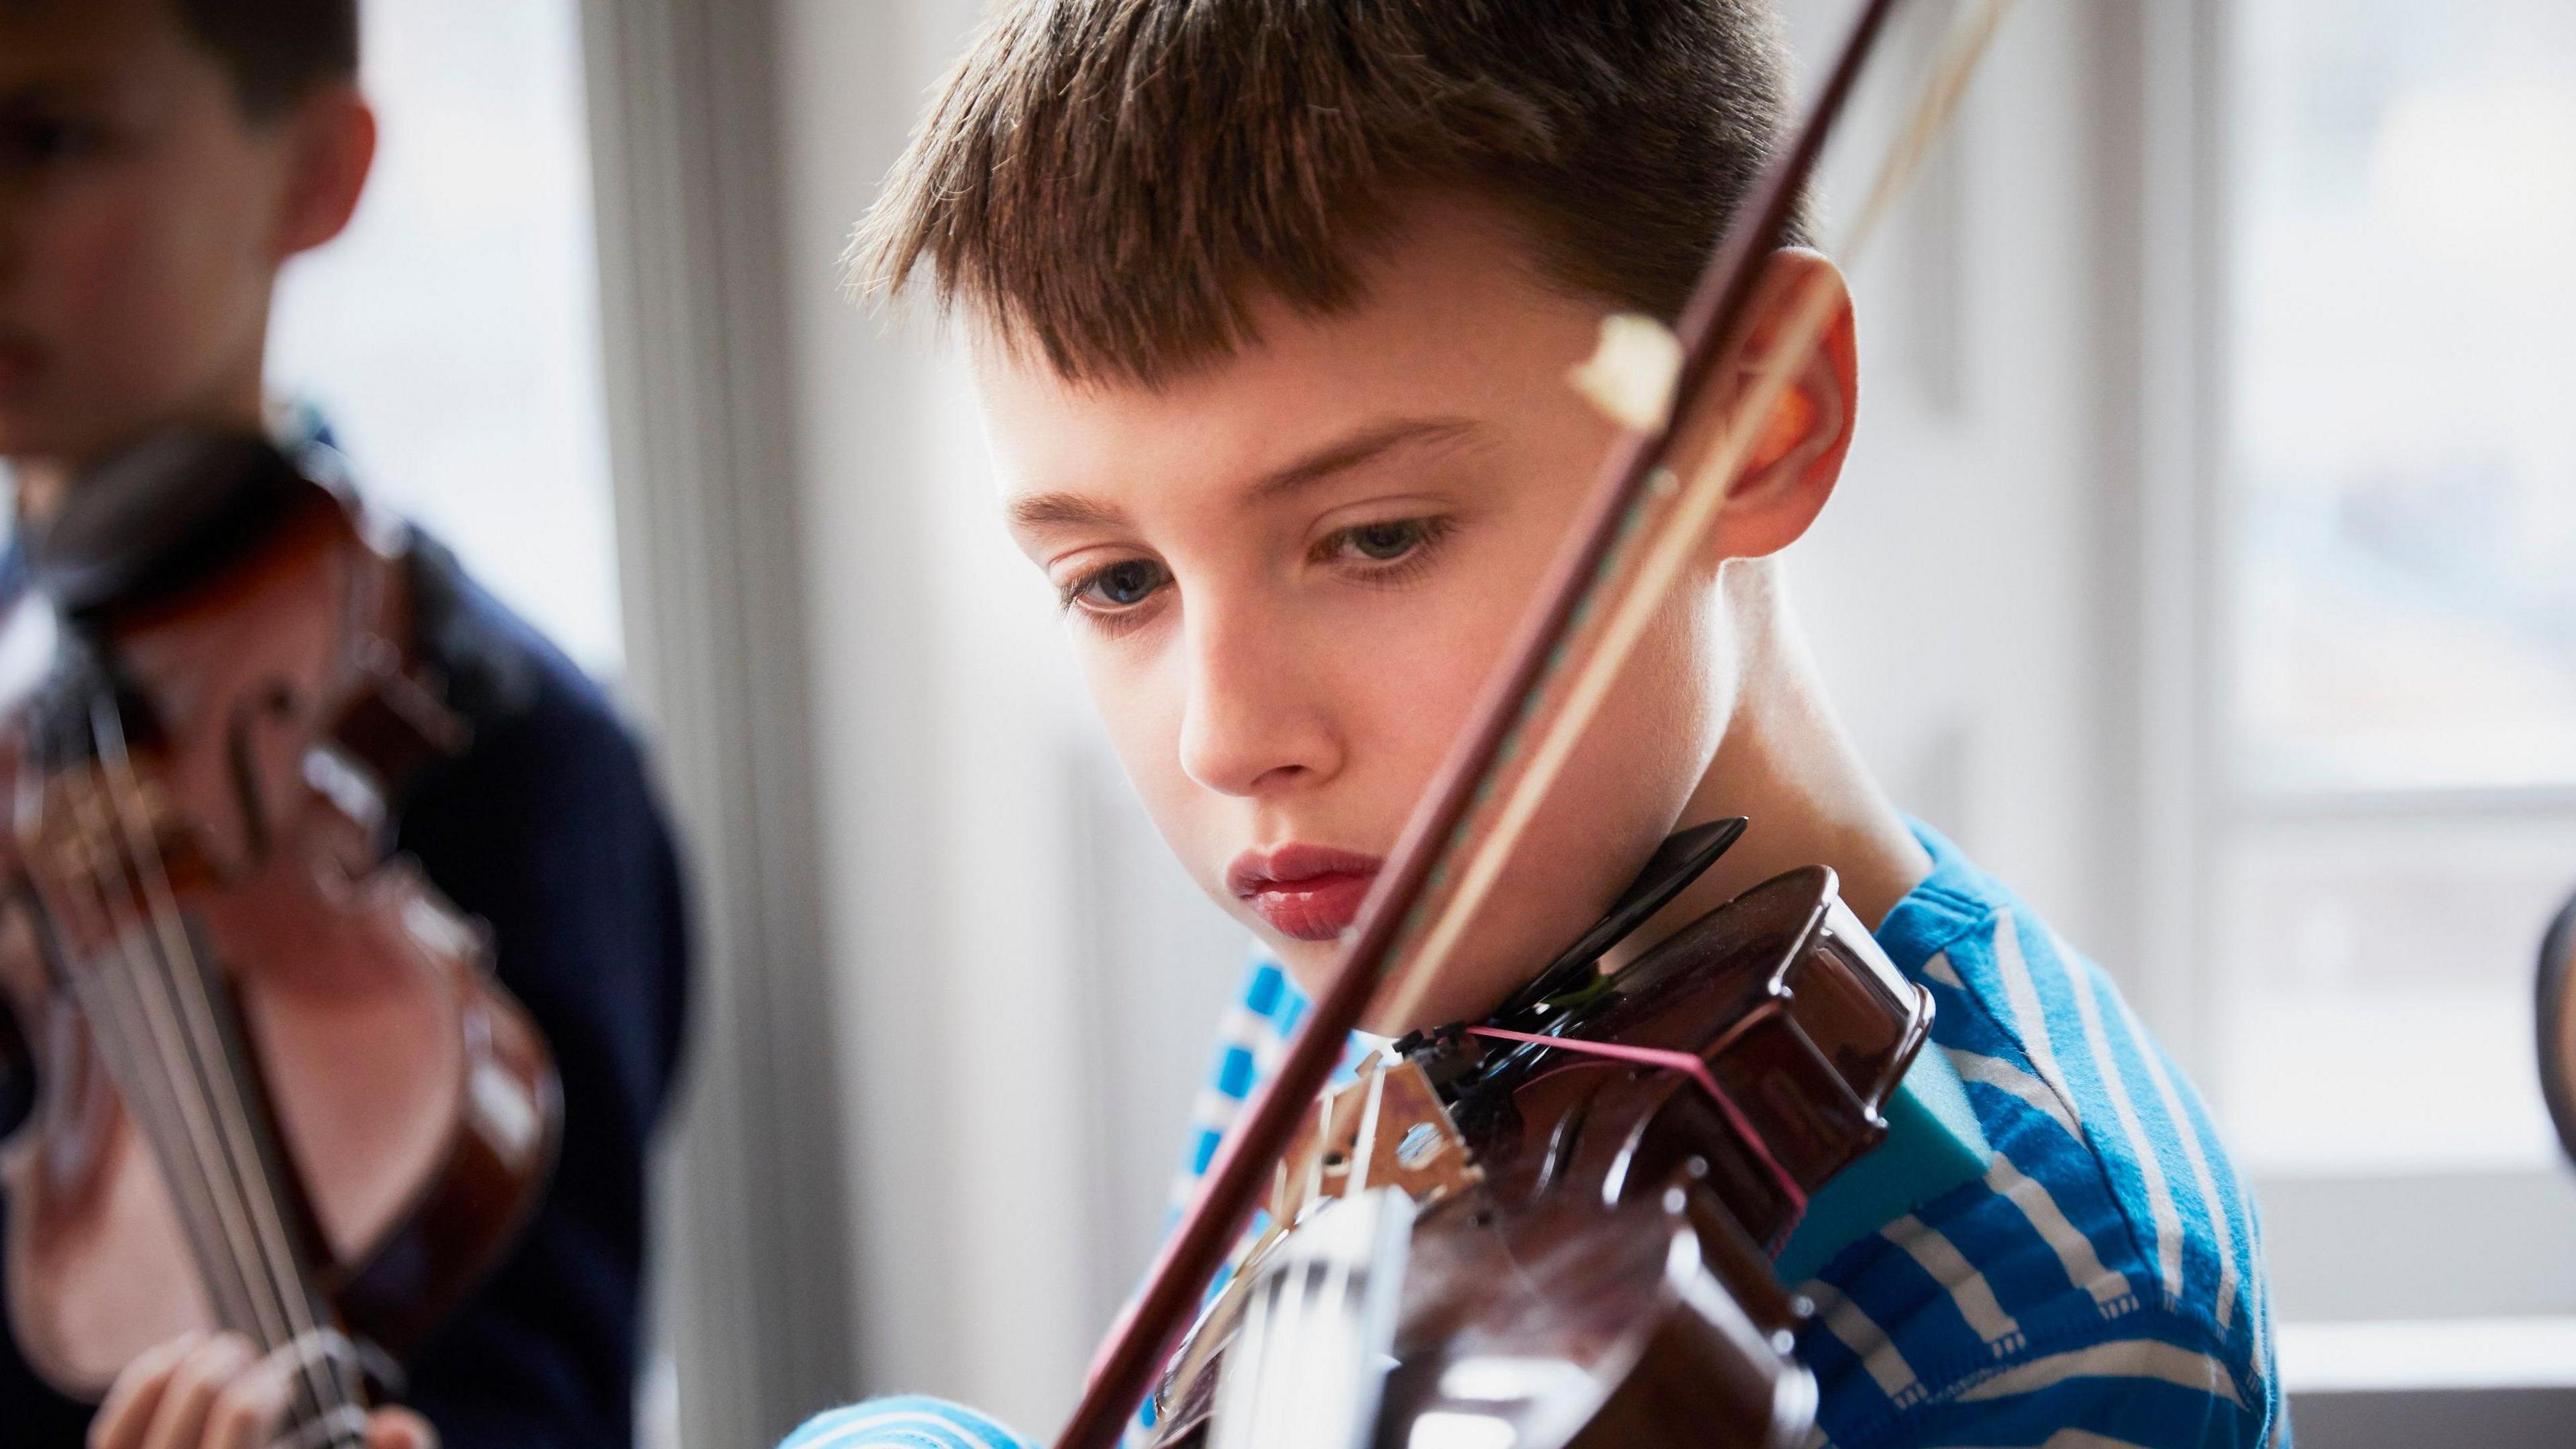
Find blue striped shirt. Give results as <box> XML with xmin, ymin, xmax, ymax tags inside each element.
<box><xmin>785</xmin><ymin>824</ymin><xmax>2285</xmax><ymax>1449</ymax></box>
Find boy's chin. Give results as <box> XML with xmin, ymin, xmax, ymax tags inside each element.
<box><xmin>1361</xmin><ymin>973</ymin><xmax>1515</xmax><ymax>1039</ymax></box>
<box><xmin>1268</xmin><ymin>936</ymin><xmax>1519</xmax><ymax>1039</ymax></box>
<box><xmin>0</xmin><ymin>409</ymin><xmax>117</xmax><ymax>469</ymax></box>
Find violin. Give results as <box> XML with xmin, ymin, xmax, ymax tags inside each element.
<box><xmin>1146</xmin><ymin>825</ymin><xmax>1931</xmax><ymax>1448</ymax></box>
<box><xmin>1058</xmin><ymin>1</ymin><xmax>2009</xmax><ymax>1444</ymax></box>
<box><xmin>0</xmin><ymin>431</ymin><xmax>561</xmax><ymax>1447</ymax></box>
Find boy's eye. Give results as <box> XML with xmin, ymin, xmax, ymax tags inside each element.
<box><xmin>1</xmin><ymin>114</ymin><xmax>105</xmax><ymax>169</ymax></box>
<box><xmin>1345</xmin><ymin>520</ymin><xmax>1427</xmax><ymax>560</ymax></box>
<box><xmin>1069</xmin><ymin>557</ymin><xmax>1171</xmax><ymax>611</ymax></box>
<box><xmin>1321</xmin><ymin>516</ymin><xmax>1450</xmax><ymax>568</ymax></box>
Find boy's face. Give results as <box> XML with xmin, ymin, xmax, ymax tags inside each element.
<box><xmin>983</xmin><ymin>201</ymin><xmax>1853</xmax><ymax>1032</ymax></box>
<box><xmin>0</xmin><ymin>0</ymin><xmax>364</xmax><ymax>469</ymax></box>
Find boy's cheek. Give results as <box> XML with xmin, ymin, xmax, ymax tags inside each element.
<box><xmin>15</xmin><ymin>233</ymin><xmax>150</xmax><ymax>431</ymax></box>
<box><xmin>1085</xmin><ymin>648</ymin><xmax>1234</xmax><ymax>899</ymax></box>
<box><xmin>19</xmin><ymin>181</ymin><xmax>174</xmax><ymax>350</ymax></box>
<box><xmin>38</xmin><ymin>205</ymin><xmax>142</xmax><ymax>322</ymax></box>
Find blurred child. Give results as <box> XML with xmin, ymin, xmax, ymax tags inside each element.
<box><xmin>0</xmin><ymin>3</ymin><xmax>688</xmax><ymax>1447</ymax></box>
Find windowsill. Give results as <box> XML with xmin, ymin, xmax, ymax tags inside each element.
<box><xmin>2280</xmin><ymin>1318</ymin><xmax>2576</xmax><ymax>1393</ymax></box>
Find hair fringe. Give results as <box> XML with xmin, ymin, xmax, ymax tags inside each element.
<box><xmin>853</xmin><ymin>0</ymin><xmax>1802</xmax><ymax>386</ymax></box>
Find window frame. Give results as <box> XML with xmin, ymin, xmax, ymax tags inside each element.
<box><xmin>2129</xmin><ymin>0</ymin><xmax>2576</xmax><ymax>1338</ymax></box>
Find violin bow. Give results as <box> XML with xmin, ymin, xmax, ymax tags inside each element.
<box><xmin>1055</xmin><ymin>1</ymin><xmax>2011</xmax><ymax>1442</ymax></box>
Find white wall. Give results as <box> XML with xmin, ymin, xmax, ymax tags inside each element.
<box><xmin>1783</xmin><ymin>0</ymin><xmax>2115</xmax><ymax>961</ymax></box>
<box><xmin>769</xmin><ymin>0</ymin><xmax>1206</xmax><ymax>1428</ymax></box>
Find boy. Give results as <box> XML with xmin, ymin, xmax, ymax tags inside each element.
<box><xmin>794</xmin><ymin>1</ymin><xmax>2281</xmax><ymax>1446</ymax></box>
<box><xmin>0</xmin><ymin>3</ymin><xmax>688</xmax><ymax>1448</ymax></box>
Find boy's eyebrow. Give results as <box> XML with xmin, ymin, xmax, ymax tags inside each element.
<box><xmin>1004</xmin><ymin>415</ymin><xmax>1483</xmax><ymax>533</ymax></box>
<box><xmin>1248</xmin><ymin>417</ymin><xmax>1481</xmax><ymax>504</ymax></box>
<box><xmin>1007</xmin><ymin>417</ymin><xmax>1481</xmax><ymax>535</ymax></box>
<box><xmin>1008</xmin><ymin>492</ymin><xmax>1130</xmax><ymax>531</ymax></box>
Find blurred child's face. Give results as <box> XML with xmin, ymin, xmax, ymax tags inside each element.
<box><xmin>0</xmin><ymin>0</ymin><xmax>366</xmax><ymax>470</ymax></box>
<box><xmin>983</xmin><ymin>201</ymin><xmax>1851</xmax><ymax>1032</ymax></box>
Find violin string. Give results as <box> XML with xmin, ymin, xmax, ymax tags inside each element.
<box><xmin>1306</xmin><ymin>1060</ymin><xmax>1390</xmax><ymax>1338</ymax></box>
<box><xmin>1298</xmin><ymin>1080</ymin><xmax>1338</xmax><ymax>1228</ymax></box>
<box><xmin>1466</xmin><ymin>1025</ymin><xmax>1809</xmax><ymax>1225</ymax></box>
<box><xmin>48</xmin><ymin>768</ymin><xmax>276</xmax><ymax>1320</ymax></box>
<box><xmin>9</xmin><ymin>747</ymin><xmax>260</xmax><ymax>1338</ymax></box>
<box><xmin>46</xmin><ymin>774</ymin><xmax>288</xmax><ymax>1350</ymax></box>
<box><xmin>1373</xmin><ymin>0</ymin><xmax>2019</xmax><ymax>1032</ymax></box>
<box><xmin>80</xmin><ymin>735</ymin><xmax>354</xmax><ymax>1437</ymax></box>
<box><xmin>58</xmin><ymin>769</ymin><xmax>329</xmax><ymax>1429</ymax></box>
<box><xmin>1345</xmin><ymin>1053</ymin><xmax>1391</xmax><ymax>1199</ymax></box>
<box><xmin>1235</xmin><ymin>1261</ymin><xmax>1283</xmax><ymax>1449</ymax></box>
<box><xmin>23</xmin><ymin>846</ymin><xmax>269</xmax><ymax>1342</ymax></box>
<box><xmin>1212</xmin><ymin>1211</ymin><xmax>1287</xmax><ymax>1449</ymax></box>
<box><xmin>1302</xmin><ymin>1057</ymin><xmax>1390</xmax><ymax>1437</ymax></box>
<box><xmin>87</xmin><ymin>698</ymin><xmax>360</xmax><ymax>1432</ymax></box>
<box><xmin>1254</xmin><ymin>1146</ymin><xmax>1328</xmax><ymax>1449</ymax></box>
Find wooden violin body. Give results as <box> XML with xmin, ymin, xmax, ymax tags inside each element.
<box><xmin>1150</xmin><ymin>857</ymin><xmax>1931</xmax><ymax>1449</ymax></box>
<box><xmin>0</xmin><ymin>434</ymin><xmax>559</xmax><ymax>1417</ymax></box>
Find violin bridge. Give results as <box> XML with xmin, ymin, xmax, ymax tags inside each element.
<box><xmin>1212</xmin><ymin>1186</ymin><xmax>1416</xmax><ymax>1449</ymax></box>
<box><xmin>1271</xmin><ymin>1057</ymin><xmax>1481</xmax><ymax>1228</ymax></box>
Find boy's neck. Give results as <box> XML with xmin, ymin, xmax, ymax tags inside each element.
<box><xmin>11</xmin><ymin>371</ymin><xmax>270</xmax><ymax>525</ymax></box>
<box><xmin>1607</xmin><ymin>562</ymin><xmax>1933</xmax><ymax>971</ymax></box>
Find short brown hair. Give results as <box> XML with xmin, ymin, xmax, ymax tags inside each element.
<box><xmin>853</xmin><ymin>0</ymin><xmax>1801</xmax><ymax>384</ymax></box>
<box><xmin>172</xmin><ymin>0</ymin><xmax>360</xmax><ymax>120</ymax></box>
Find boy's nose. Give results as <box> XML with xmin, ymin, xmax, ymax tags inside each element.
<box><xmin>1175</xmin><ymin>600</ymin><xmax>1341</xmax><ymax>798</ymax></box>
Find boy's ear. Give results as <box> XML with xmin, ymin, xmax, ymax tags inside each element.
<box><xmin>1690</xmin><ymin>248</ymin><xmax>1859</xmax><ymax>563</ymax></box>
<box><xmin>270</xmin><ymin>86</ymin><xmax>378</xmax><ymax>260</ymax></box>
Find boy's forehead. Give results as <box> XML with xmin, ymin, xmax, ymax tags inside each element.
<box><xmin>973</xmin><ymin>201</ymin><xmax>1601</xmax><ymax>514</ymax></box>
<box><xmin>975</xmin><ymin>326</ymin><xmax>1458</xmax><ymax>525</ymax></box>
<box><xmin>0</xmin><ymin>0</ymin><xmax>190</xmax><ymax>82</ymax></box>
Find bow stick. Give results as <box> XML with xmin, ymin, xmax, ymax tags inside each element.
<box><xmin>1055</xmin><ymin>1</ymin><xmax>2009</xmax><ymax>1442</ymax></box>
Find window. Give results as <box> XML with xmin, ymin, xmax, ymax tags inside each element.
<box><xmin>2216</xmin><ymin>0</ymin><xmax>2576</xmax><ymax>1181</ymax></box>
<box><xmin>2212</xmin><ymin>0</ymin><xmax>2576</xmax><ymax>1346</ymax></box>
<box><xmin>269</xmin><ymin>0</ymin><xmax>622</xmax><ymax>678</ymax></box>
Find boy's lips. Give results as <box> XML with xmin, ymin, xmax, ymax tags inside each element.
<box><xmin>1226</xmin><ymin>843</ymin><xmax>1385</xmax><ymax>942</ymax></box>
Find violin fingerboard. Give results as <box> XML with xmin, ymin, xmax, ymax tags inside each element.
<box><xmin>1212</xmin><ymin>1188</ymin><xmax>1416</xmax><ymax>1449</ymax></box>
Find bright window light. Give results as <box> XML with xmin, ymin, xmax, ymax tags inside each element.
<box><xmin>270</xmin><ymin>0</ymin><xmax>622</xmax><ymax>679</ymax></box>
<box><xmin>2229</xmin><ymin>0</ymin><xmax>2576</xmax><ymax>797</ymax></box>
<box><xmin>2218</xmin><ymin>0</ymin><xmax>2576</xmax><ymax>1176</ymax></box>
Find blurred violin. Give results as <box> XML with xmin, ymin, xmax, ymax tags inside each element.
<box><xmin>1058</xmin><ymin>1</ymin><xmax>2011</xmax><ymax>1445</ymax></box>
<box><xmin>0</xmin><ymin>432</ymin><xmax>560</xmax><ymax>1448</ymax></box>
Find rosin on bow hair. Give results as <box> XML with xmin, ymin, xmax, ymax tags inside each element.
<box><xmin>848</xmin><ymin>0</ymin><xmax>1814</xmax><ymax>386</ymax></box>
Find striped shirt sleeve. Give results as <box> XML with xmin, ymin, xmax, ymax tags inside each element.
<box><xmin>1847</xmin><ymin>1322</ymin><xmax>2263</xmax><ymax>1448</ymax></box>
<box><xmin>1802</xmin><ymin>826</ymin><xmax>2282</xmax><ymax>1448</ymax></box>
<box><xmin>780</xmin><ymin>1397</ymin><xmax>1038</xmax><ymax>1449</ymax></box>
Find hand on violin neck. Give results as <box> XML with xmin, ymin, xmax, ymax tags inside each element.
<box><xmin>87</xmin><ymin>1332</ymin><xmax>436</xmax><ymax>1449</ymax></box>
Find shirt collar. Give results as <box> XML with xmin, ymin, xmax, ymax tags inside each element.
<box><xmin>1872</xmin><ymin>818</ymin><xmax>2006</xmax><ymax>979</ymax></box>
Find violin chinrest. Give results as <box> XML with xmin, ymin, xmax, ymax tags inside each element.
<box><xmin>31</xmin><ymin>431</ymin><xmax>315</xmax><ymax>616</ymax></box>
